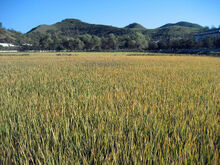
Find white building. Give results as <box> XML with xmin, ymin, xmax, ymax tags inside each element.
<box><xmin>0</xmin><ymin>43</ymin><xmax>16</xmax><ymax>47</ymax></box>
<box><xmin>22</xmin><ymin>43</ymin><xmax>32</xmax><ymax>46</ymax></box>
<box><xmin>195</xmin><ymin>29</ymin><xmax>220</xmax><ymax>41</ymax></box>
<box><xmin>0</xmin><ymin>50</ymin><xmax>18</xmax><ymax>52</ymax></box>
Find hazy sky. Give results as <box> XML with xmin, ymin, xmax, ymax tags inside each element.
<box><xmin>0</xmin><ymin>0</ymin><xmax>220</xmax><ymax>33</ymax></box>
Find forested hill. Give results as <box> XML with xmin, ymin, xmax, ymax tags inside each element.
<box><xmin>27</xmin><ymin>19</ymin><xmax>132</xmax><ymax>37</ymax></box>
<box><xmin>125</xmin><ymin>23</ymin><xmax>147</xmax><ymax>31</ymax></box>
<box><xmin>2</xmin><ymin>19</ymin><xmax>217</xmax><ymax>52</ymax></box>
<box><xmin>160</xmin><ymin>21</ymin><xmax>203</xmax><ymax>29</ymax></box>
<box><xmin>27</xmin><ymin>19</ymin><xmax>205</xmax><ymax>40</ymax></box>
<box><xmin>0</xmin><ymin>28</ymin><xmax>31</xmax><ymax>44</ymax></box>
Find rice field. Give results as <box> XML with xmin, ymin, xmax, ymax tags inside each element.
<box><xmin>0</xmin><ymin>52</ymin><xmax>219</xmax><ymax>164</ymax></box>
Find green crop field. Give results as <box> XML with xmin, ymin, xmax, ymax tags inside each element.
<box><xmin>0</xmin><ymin>52</ymin><xmax>219</xmax><ymax>164</ymax></box>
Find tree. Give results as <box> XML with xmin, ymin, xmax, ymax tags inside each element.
<box><xmin>158</xmin><ymin>41</ymin><xmax>167</xmax><ymax>49</ymax></box>
<box><xmin>72</xmin><ymin>38</ymin><xmax>85</xmax><ymax>50</ymax></box>
<box><xmin>127</xmin><ymin>32</ymin><xmax>149</xmax><ymax>50</ymax></box>
<box><xmin>135</xmin><ymin>32</ymin><xmax>149</xmax><ymax>49</ymax></box>
<box><xmin>201</xmin><ymin>37</ymin><xmax>214</xmax><ymax>48</ymax></box>
<box><xmin>101</xmin><ymin>37</ymin><xmax>109</xmax><ymax>50</ymax></box>
<box><xmin>51</xmin><ymin>34</ymin><xmax>61</xmax><ymax>50</ymax></box>
<box><xmin>67</xmin><ymin>39</ymin><xmax>75</xmax><ymax>50</ymax></box>
<box><xmin>169</xmin><ymin>40</ymin><xmax>180</xmax><ymax>49</ymax></box>
<box><xmin>39</xmin><ymin>34</ymin><xmax>53</xmax><ymax>50</ymax></box>
<box><xmin>118</xmin><ymin>35</ymin><xmax>130</xmax><ymax>49</ymax></box>
<box><xmin>205</xmin><ymin>26</ymin><xmax>209</xmax><ymax>29</ymax></box>
<box><xmin>80</xmin><ymin>34</ymin><xmax>93</xmax><ymax>50</ymax></box>
<box><xmin>0</xmin><ymin>22</ymin><xmax>2</xmax><ymax>28</ymax></box>
<box><xmin>91</xmin><ymin>36</ymin><xmax>101</xmax><ymax>50</ymax></box>
<box><xmin>100</xmin><ymin>34</ymin><xmax>118</xmax><ymax>50</ymax></box>
<box><xmin>127</xmin><ymin>39</ymin><xmax>137</xmax><ymax>49</ymax></box>
<box><xmin>211</xmin><ymin>26</ymin><xmax>217</xmax><ymax>30</ymax></box>
<box><xmin>107</xmin><ymin>33</ymin><xmax>118</xmax><ymax>50</ymax></box>
<box><xmin>214</xmin><ymin>37</ymin><xmax>220</xmax><ymax>48</ymax></box>
<box><xmin>148</xmin><ymin>41</ymin><xmax>158</xmax><ymax>50</ymax></box>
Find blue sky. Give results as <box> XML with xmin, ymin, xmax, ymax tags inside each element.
<box><xmin>0</xmin><ymin>0</ymin><xmax>220</xmax><ymax>33</ymax></box>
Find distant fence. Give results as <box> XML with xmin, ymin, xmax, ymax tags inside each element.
<box><xmin>0</xmin><ymin>50</ymin><xmax>18</xmax><ymax>53</ymax></box>
<box><xmin>0</xmin><ymin>49</ymin><xmax>219</xmax><ymax>56</ymax></box>
<box><xmin>150</xmin><ymin>48</ymin><xmax>220</xmax><ymax>56</ymax></box>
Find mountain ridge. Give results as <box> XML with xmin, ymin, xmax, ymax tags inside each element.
<box><xmin>160</xmin><ymin>21</ymin><xmax>203</xmax><ymax>29</ymax></box>
<box><xmin>125</xmin><ymin>23</ymin><xmax>146</xmax><ymax>30</ymax></box>
<box><xmin>27</xmin><ymin>19</ymin><xmax>205</xmax><ymax>41</ymax></box>
<box><xmin>0</xmin><ymin>19</ymin><xmax>207</xmax><ymax>44</ymax></box>
<box><xmin>27</xmin><ymin>19</ymin><xmax>132</xmax><ymax>37</ymax></box>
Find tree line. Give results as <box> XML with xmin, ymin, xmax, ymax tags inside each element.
<box><xmin>23</xmin><ymin>32</ymin><xmax>149</xmax><ymax>51</ymax></box>
<box><xmin>20</xmin><ymin>32</ymin><xmax>220</xmax><ymax>51</ymax></box>
<box><xmin>148</xmin><ymin>37</ymin><xmax>220</xmax><ymax>50</ymax></box>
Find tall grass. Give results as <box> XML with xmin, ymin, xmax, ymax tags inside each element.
<box><xmin>0</xmin><ymin>54</ymin><xmax>219</xmax><ymax>164</ymax></box>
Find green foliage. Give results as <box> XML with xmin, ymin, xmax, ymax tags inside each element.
<box><xmin>0</xmin><ymin>28</ymin><xmax>29</xmax><ymax>44</ymax></box>
<box><xmin>28</xmin><ymin>19</ymin><xmax>131</xmax><ymax>37</ymax></box>
<box><xmin>27</xmin><ymin>19</ymin><xmax>205</xmax><ymax>45</ymax></box>
<box><xmin>160</xmin><ymin>21</ymin><xmax>203</xmax><ymax>29</ymax></box>
<box><xmin>0</xmin><ymin>19</ymin><xmax>216</xmax><ymax>51</ymax></box>
<box><xmin>125</xmin><ymin>23</ymin><xmax>146</xmax><ymax>31</ymax></box>
<box><xmin>148</xmin><ymin>37</ymin><xmax>220</xmax><ymax>50</ymax></box>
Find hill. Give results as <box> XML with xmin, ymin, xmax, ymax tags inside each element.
<box><xmin>160</xmin><ymin>21</ymin><xmax>203</xmax><ymax>29</ymax></box>
<box><xmin>147</xmin><ymin>26</ymin><xmax>204</xmax><ymax>40</ymax></box>
<box><xmin>140</xmin><ymin>21</ymin><xmax>204</xmax><ymax>40</ymax></box>
<box><xmin>125</xmin><ymin>23</ymin><xmax>146</xmax><ymax>31</ymax></box>
<box><xmin>27</xmin><ymin>19</ymin><xmax>132</xmax><ymax>37</ymax></box>
<box><xmin>27</xmin><ymin>19</ymin><xmax>205</xmax><ymax>41</ymax></box>
<box><xmin>0</xmin><ymin>19</ymin><xmax>208</xmax><ymax>50</ymax></box>
<box><xmin>0</xmin><ymin>28</ymin><xmax>29</xmax><ymax>44</ymax></box>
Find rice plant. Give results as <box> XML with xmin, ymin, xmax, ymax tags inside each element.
<box><xmin>0</xmin><ymin>53</ymin><xmax>219</xmax><ymax>164</ymax></box>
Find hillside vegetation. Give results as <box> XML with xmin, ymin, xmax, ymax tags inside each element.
<box><xmin>27</xmin><ymin>19</ymin><xmax>132</xmax><ymax>37</ymax></box>
<box><xmin>27</xmin><ymin>19</ymin><xmax>204</xmax><ymax>40</ymax></box>
<box><xmin>1</xmin><ymin>19</ymin><xmax>218</xmax><ymax>52</ymax></box>
<box><xmin>125</xmin><ymin>23</ymin><xmax>147</xmax><ymax>31</ymax></box>
<box><xmin>0</xmin><ymin>28</ymin><xmax>30</xmax><ymax>44</ymax></box>
<box><xmin>160</xmin><ymin>21</ymin><xmax>203</xmax><ymax>29</ymax></box>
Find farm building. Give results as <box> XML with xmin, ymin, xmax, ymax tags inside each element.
<box><xmin>195</xmin><ymin>28</ymin><xmax>220</xmax><ymax>40</ymax></box>
<box><xmin>0</xmin><ymin>43</ymin><xmax>16</xmax><ymax>47</ymax></box>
